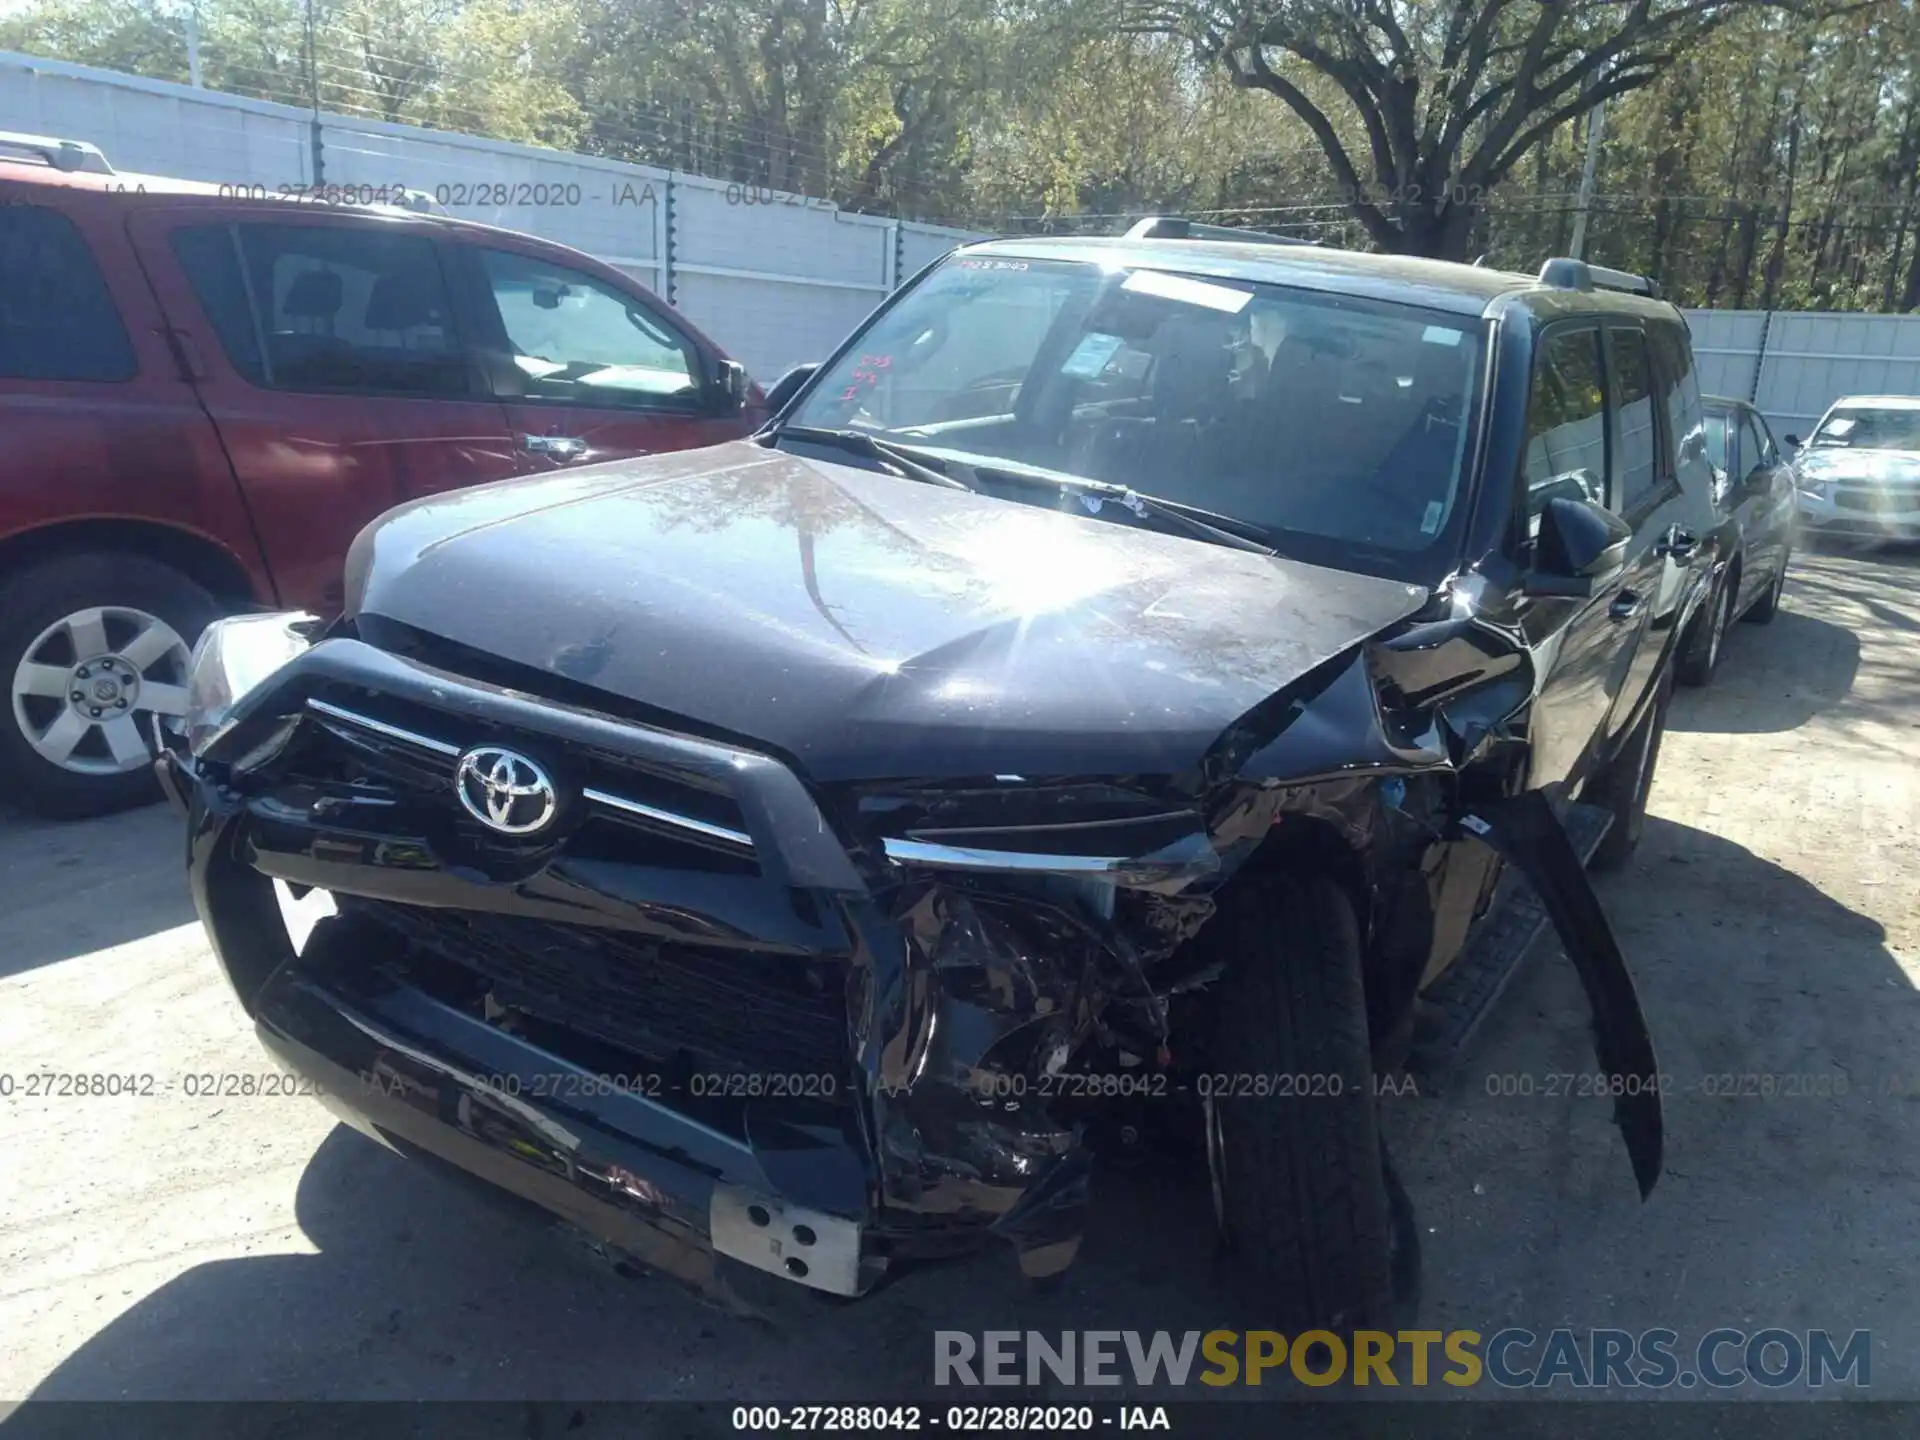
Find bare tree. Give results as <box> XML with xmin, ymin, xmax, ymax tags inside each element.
<box><xmin>1129</xmin><ymin>0</ymin><xmax>1856</xmax><ymax>259</ymax></box>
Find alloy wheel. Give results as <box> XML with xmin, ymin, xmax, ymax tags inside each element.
<box><xmin>10</xmin><ymin>606</ymin><xmax>192</xmax><ymax>775</ymax></box>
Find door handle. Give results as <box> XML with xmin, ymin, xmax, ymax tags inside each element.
<box><xmin>521</xmin><ymin>434</ymin><xmax>588</xmax><ymax>460</ymax></box>
<box><xmin>1609</xmin><ymin>590</ymin><xmax>1644</xmax><ymax>622</ymax></box>
<box><xmin>160</xmin><ymin>327</ymin><xmax>206</xmax><ymax>381</ymax></box>
<box><xmin>1656</xmin><ymin>526</ymin><xmax>1699</xmax><ymax>561</ymax></box>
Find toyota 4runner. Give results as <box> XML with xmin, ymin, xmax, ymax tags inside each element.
<box><xmin>159</xmin><ymin>228</ymin><xmax>1717</xmax><ymax>1331</ymax></box>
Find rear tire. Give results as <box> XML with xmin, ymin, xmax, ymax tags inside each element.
<box><xmin>1743</xmin><ymin>552</ymin><xmax>1788</xmax><ymax>624</ymax></box>
<box><xmin>1198</xmin><ymin>869</ymin><xmax>1399</xmax><ymax>1333</ymax></box>
<box><xmin>1586</xmin><ymin>666</ymin><xmax>1673</xmax><ymax>872</ymax></box>
<box><xmin>0</xmin><ymin>552</ymin><xmax>221</xmax><ymax>819</ymax></box>
<box><xmin>1676</xmin><ymin>573</ymin><xmax>1733</xmax><ymax>687</ymax></box>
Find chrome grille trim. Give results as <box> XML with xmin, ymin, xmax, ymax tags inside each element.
<box><xmin>304</xmin><ymin>698</ymin><xmax>755</xmax><ymax>851</ymax></box>
<box><xmin>307</xmin><ymin>697</ymin><xmax>459</xmax><ymax>756</ymax></box>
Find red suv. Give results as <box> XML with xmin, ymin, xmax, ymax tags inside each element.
<box><xmin>0</xmin><ymin>131</ymin><xmax>766</xmax><ymax>818</ymax></box>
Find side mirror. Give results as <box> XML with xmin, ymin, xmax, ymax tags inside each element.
<box><xmin>1526</xmin><ymin>497</ymin><xmax>1632</xmax><ymax>598</ymax></box>
<box><xmin>1782</xmin><ymin>433</ymin><xmax>1800</xmax><ymax>449</ymax></box>
<box><xmin>711</xmin><ymin>359</ymin><xmax>749</xmax><ymax>414</ymax></box>
<box><xmin>764</xmin><ymin>362</ymin><xmax>820</xmax><ymax>415</ymax></box>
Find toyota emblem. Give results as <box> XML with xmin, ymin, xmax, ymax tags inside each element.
<box><xmin>454</xmin><ymin>746</ymin><xmax>559</xmax><ymax>835</ymax></box>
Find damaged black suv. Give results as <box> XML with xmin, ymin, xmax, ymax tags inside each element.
<box><xmin>159</xmin><ymin>232</ymin><xmax>1716</xmax><ymax>1331</ymax></box>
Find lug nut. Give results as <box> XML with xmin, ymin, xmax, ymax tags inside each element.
<box><xmin>89</xmin><ymin>707</ymin><xmax>102</xmax><ymax>718</ymax></box>
<box><xmin>76</xmin><ymin>666</ymin><xmax>90</xmax><ymax>679</ymax></box>
<box><xmin>70</xmin><ymin>691</ymin><xmax>83</xmax><ymax>703</ymax></box>
<box><xmin>115</xmin><ymin>699</ymin><xmax>128</xmax><ymax>709</ymax></box>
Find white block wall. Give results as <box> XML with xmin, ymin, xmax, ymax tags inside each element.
<box><xmin>0</xmin><ymin>50</ymin><xmax>980</xmax><ymax>382</ymax></box>
<box><xmin>12</xmin><ymin>51</ymin><xmax>1919</xmax><ymax>427</ymax></box>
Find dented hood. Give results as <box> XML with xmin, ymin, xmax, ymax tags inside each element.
<box><xmin>347</xmin><ymin>441</ymin><xmax>1429</xmax><ymax>781</ymax></box>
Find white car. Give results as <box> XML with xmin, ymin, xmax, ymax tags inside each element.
<box><xmin>1787</xmin><ymin>394</ymin><xmax>1920</xmax><ymax>541</ymax></box>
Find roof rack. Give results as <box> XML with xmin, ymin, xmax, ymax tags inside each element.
<box><xmin>0</xmin><ymin>129</ymin><xmax>115</xmax><ymax>175</ymax></box>
<box><xmin>1537</xmin><ymin>256</ymin><xmax>1661</xmax><ymax>300</ymax></box>
<box><xmin>385</xmin><ymin>187</ymin><xmax>450</xmax><ymax>217</ymax></box>
<box><xmin>1124</xmin><ymin>216</ymin><xmax>1318</xmax><ymax>247</ymax></box>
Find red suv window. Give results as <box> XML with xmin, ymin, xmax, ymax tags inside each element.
<box><xmin>0</xmin><ymin>204</ymin><xmax>136</xmax><ymax>382</ymax></box>
<box><xmin>171</xmin><ymin>222</ymin><xmax>468</xmax><ymax>397</ymax></box>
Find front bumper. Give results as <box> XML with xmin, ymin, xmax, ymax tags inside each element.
<box><xmin>1796</xmin><ymin>486</ymin><xmax>1920</xmax><ymax>539</ymax></box>
<box><xmin>157</xmin><ymin>636</ymin><xmax>1096</xmax><ymax>1307</ymax></box>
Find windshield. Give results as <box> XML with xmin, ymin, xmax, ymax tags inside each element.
<box><xmin>787</xmin><ymin>255</ymin><xmax>1486</xmax><ymax>575</ymax></box>
<box><xmin>1807</xmin><ymin>406</ymin><xmax>1920</xmax><ymax>451</ymax></box>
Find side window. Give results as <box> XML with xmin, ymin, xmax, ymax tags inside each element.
<box><xmin>1649</xmin><ymin>321</ymin><xmax>1712</xmax><ymax>492</ymax></box>
<box><xmin>171</xmin><ymin>226</ymin><xmax>264</xmax><ymax>384</ymax></box>
<box><xmin>179</xmin><ymin>223</ymin><xmax>467</xmax><ymax>397</ymax></box>
<box><xmin>1608</xmin><ymin>326</ymin><xmax>1660</xmax><ymax>508</ymax></box>
<box><xmin>476</xmin><ymin>248</ymin><xmax>701</xmax><ymax>409</ymax></box>
<box><xmin>1739</xmin><ymin>413</ymin><xmax>1771</xmax><ymax>474</ymax></box>
<box><xmin>1702</xmin><ymin>412</ymin><xmax>1729</xmax><ymax>474</ymax></box>
<box><xmin>1522</xmin><ymin>326</ymin><xmax>1609</xmax><ymax>538</ymax></box>
<box><xmin>0</xmin><ymin>205</ymin><xmax>136</xmax><ymax>382</ymax></box>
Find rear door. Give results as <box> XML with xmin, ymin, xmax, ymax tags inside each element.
<box><xmin>448</xmin><ymin>237</ymin><xmax>753</xmax><ymax>472</ymax></box>
<box><xmin>1607</xmin><ymin>319</ymin><xmax>1699</xmax><ymax>731</ymax></box>
<box><xmin>1</xmin><ymin>195</ymin><xmax>262</xmax><ymax>584</ymax></box>
<box><xmin>127</xmin><ymin>207</ymin><xmax>522</xmax><ymax>612</ymax></box>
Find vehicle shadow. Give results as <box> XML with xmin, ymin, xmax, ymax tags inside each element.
<box><xmin>1386</xmin><ymin>812</ymin><xmax>1920</xmax><ymax>1387</ymax></box>
<box><xmin>12</xmin><ymin>814</ymin><xmax>1920</xmax><ymax>1410</ymax></box>
<box><xmin>1662</xmin><ymin>541</ymin><xmax>1910</xmax><ymax>737</ymax></box>
<box><xmin>0</xmin><ymin>801</ymin><xmax>195</xmax><ymax>981</ymax></box>
<box><xmin>1663</xmin><ymin>605</ymin><xmax>1861</xmax><ymax>736</ymax></box>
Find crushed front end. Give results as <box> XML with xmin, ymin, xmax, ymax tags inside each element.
<box><xmin>158</xmin><ymin>623</ymin><xmax>1230</xmax><ymax>1305</ymax></box>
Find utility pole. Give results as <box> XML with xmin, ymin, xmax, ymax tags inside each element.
<box><xmin>185</xmin><ymin>5</ymin><xmax>203</xmax><ymax>87</ymax></box>
<box><xmin>304</xmin><ymin>0</ymin><xmax>324</xmax><ymax>185</ymax></box>
<box><xmin>1568</xmin><ymin>92</ymin><xmax>1607</xmax><ymax>260</ymax></box>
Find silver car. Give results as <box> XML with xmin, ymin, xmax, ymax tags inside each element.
<box><xmin>1787</xmin><ymin>394</ymin><xmax>1920</xmax><ymax>541</ymax></box>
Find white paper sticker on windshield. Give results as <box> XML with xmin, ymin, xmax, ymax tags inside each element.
<box><xmin>1422</xmin><ymin>325</ymin><xmax>1465</xmax><ymax>346</ymax></box>
<box><xmin>1062</xmin><ymin>332</ymin><xmax>1125</xmax><ymax>379</ymax></box>
<box><xmin>1824</xmin><ymin>416</ymin><xmax>1856</xmax><ymax>435</ymax></box>
<box><xmin>1421</xmin><ymin>500</ymin><xmax>1445</xmax><ymax>534</ymax></box>
<box><xmin>1122</xmin><ymin>268</ymin><xmax>1253</xmax><ymax>313</ymax></box>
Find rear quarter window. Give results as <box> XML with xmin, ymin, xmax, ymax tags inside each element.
<box><xmin>0</xmin><ymin>204</ymin><xmax>137</xmax><ymax>382</ymax></box>
<box><xmin>1649</xmin><ymin>320</ymin><xmax>1714</xmax><ymax>499</ymax></box>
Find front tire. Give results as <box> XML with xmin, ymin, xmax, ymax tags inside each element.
<box><xmin>1198</xmin><ymin>869</ymin><xmax>1399</xmax><ymax>1332</ymax></box>
<box><xmin>0</xmin><ymin>552</ymin><xmax>220</xmax><ymax>819</ymax></box>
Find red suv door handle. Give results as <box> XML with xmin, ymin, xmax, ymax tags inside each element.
<box><xmin>160</xmin><ymin>327</ymin><xmax>206</xmax><ymax>381</ymax></box>
<box><xmin>521</xmin><ymin>434</ymin><xmax>589</xmax><ymax>460</ymax></box>
<box><xmin>1609</xmin><ymin>590</ymin><xmax>1644</xmax><ymax>622</ymax></box>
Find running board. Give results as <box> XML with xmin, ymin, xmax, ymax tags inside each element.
<box><xmin>1407</xmin><ymin>800</ymin><xmax>1613</xmax><ymax>1085</ymax></box>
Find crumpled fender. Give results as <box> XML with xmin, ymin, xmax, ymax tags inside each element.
<box><xmin>1459</xmin><ymin>790</ymin><xmax>1664</xmax><ymax>1198</ymax></box>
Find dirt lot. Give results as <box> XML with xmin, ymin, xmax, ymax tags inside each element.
<box><xmin>3</xmin><ymin>545</ymin><xmax>1918</xmax><ymax>1408</ymax></box>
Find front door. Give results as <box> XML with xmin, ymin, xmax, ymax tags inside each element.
<box><xmin>451</xmin><ymin>240</ymin><xmax>753</xmax><ymax>474</ymax></box>
<box><xmin>1737</xmin><ymin>407</ymin><xmax>1795</xmax><ymax>602</ymax></box>
<box><xmin>127</xmin><ymin>207</ymin><xmax>522</xmax><ymax>612</ymax></box>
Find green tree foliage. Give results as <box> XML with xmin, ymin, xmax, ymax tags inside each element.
<box><xmin>12</xmin><ymin>0</ymin><xmax>1920</xmax><ymax>306</ymax></box>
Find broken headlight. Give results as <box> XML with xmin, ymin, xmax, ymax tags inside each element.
<box><xmin>182</xmin><ymin>611</ymin><xmax>319</xmax><ymax>756</ymax></box>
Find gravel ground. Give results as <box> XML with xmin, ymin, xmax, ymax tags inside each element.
<box><xmin>3</xmin><ymin>543</ymin><xmax>1918</xmax><ymax>1411</ymax></box>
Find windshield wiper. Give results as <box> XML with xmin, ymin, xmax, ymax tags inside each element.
<box><xmin>775</xmin><ymin>426</ymin><xmax>972</xmax><ymax>491</ymax></box>
<box><xmin>951</xmin><ymin>462</ymin><xmax>1279</xmax><ymax>557</ymax></box>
